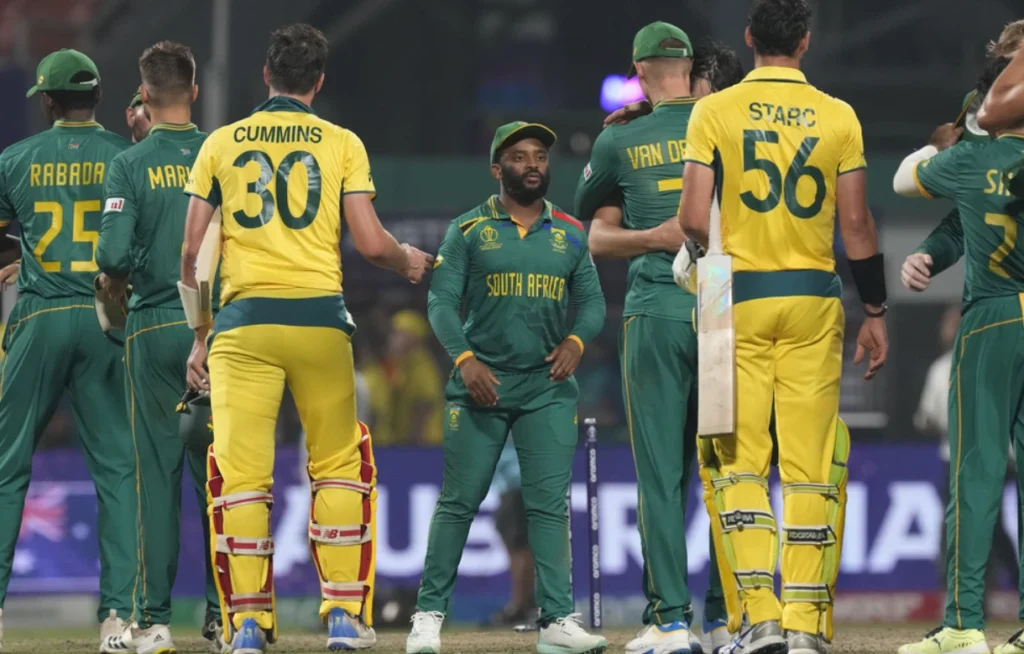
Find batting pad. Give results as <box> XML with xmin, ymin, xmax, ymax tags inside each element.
<box><xmin>697</xmin><ymin>253</ymin><xmax>735</xmax><ymax>437</ymax></box>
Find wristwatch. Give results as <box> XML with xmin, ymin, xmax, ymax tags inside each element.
<box><xmin>864</xmin><ymin>304</ymin><xmax>888</xmax><ymax>318</ymax></box>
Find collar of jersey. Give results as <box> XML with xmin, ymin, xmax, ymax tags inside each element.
<box><xmin>742</xmin><ymin>66</ymin><xmax>808</xmax><ymax>84</ymax></box>
<box><xmin>998</xmin><ymin>133</ymin><xmax>1024</xmax><ymax>141</ymax></box>
<box><xmin>149</xmin><ymin>122</ymin><xmax>198</xmax><ymax>136</ymax></box>
<box><xmin>253</xmin><ymin>96</ymin><xmax>316</xmax><ymax>115</ymax></box>
<box><xmin>487</xmin><ymin>195</ymin><xmax>553</xmax><ymax>224</ymax></box>
<box><xmin>653</xmin><ymin>97</ymin><xmax>697</xmax><ymax>111</ymax></box>
<box><xmin>53</xmin><ymin>119</ymin><xmax>102</xmax><ymax>129</ymax></box>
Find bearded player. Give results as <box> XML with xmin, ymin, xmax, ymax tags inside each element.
<box><xmin>0</xmin><ymin>48</ymin><xmax>138</xmax><ymax>653</ymax></box>
<box><xmin>179</xmin><ymin>24</ymin><xmax>431</xmax><ymax>653</ymax></box>
<box><xmin>576</xmin><ymin>27</ymin><xmax>744</xmax><ymax>654</ymax></box>
<box><xmin>97</xmin><ymin>41</ymin><xmax>227</xmax><ymax>654</ymax></box>
<box><xmin>678</xmin><ymin>1</ymin><xmax>888</xmax><ymax>652</ymax></box>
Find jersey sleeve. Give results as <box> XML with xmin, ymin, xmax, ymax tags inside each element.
<box><xmin>96</xmin><ymin>154</ymin><xmax>137</xmax><ymax>277</ymax></box>
<box><xmin>914</xmin><ymin>144</ymin><xmax>962</xmax><ymax>200</ymax></box>
<box><xmin>916</xmin><ymin>208</ymin><xmax>964</xmax><ymax>275</ymax></box>
<box><xmin>573</xmin><ymin>129</ymin><xmax>620</xmax><ymax>221</ymax></box>
<box><xmin>0</xmin><ymin>156</ymin><xmax>14</xmax><ymax>227</ymax></box>
<box><xmin>838</xmin><ymin>106</ymin><xmax>868</xmax><ymax>174</ymax></box>
<box><xmin>342</xmin><ymin>130</ymin><xmax>376</xmax><ymax>199</ymax></box>
<box><xmin>183</xmin><ymin>135</ymin><xmax>222</xmax><ymax>207</ymax></box>
<box><xmin>567</xmin><ymin>234</ymin><xmax>606</xmax><ymax>349</ymax></box>
<box><xmin>682</xmin><ymin>99</ymin><xmax>717</xmax><ymax>168</ymax></box>
<box><xmin>427</xmin><ymin>221</ymin><xmax>473</xmax><ymax>364</ymax></box>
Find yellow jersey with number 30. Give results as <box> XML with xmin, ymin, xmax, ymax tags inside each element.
<box><xmin>184</xmin><ymin>96</ymin><xmax>375</xmax><ymax>304</ymax></box>
<box><xmin>683</xmin><ymin>67</ymin><xmax>866</xmax><ymax>273</ymax></box>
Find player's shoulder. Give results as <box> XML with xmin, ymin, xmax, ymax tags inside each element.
<box><xmin>0</xmin><ymin>132</ymin><xmax>47</xmax><ymax>166</ymax></box>
<box><xmin>94</xmin><ymin>129</ymin><xmax>132</xmax><ymax>151</ymax></box>
<box><xmin>549</xmin><ymin>204</ymin><xmax>585</xmax><ymax>234</ymax></box>
<box><xmin>450</xmin><ymin>201</ymin><xmax>495</xmax><ymax>239</ymax></box>
<box><xmin>205</xmin><ymin>119</ymin><xmax>246</xmax><ymax>147</ymax></box>
<box><xmin>806</xmin><ymin>85</ymin><xmax>860</xmax><ymax>120</ymax></box>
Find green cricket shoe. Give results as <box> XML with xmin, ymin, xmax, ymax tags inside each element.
<box><xmin>994</xmin><ymin>629</ymin><xmax>1024</xmax><ymax>654</ymax></box>
<box><xmin>898</xmin><ymin>627</ymin><xmax>990</xmax><ymax>654</ymax></box>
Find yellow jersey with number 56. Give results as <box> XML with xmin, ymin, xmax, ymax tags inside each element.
<box><xmin>184</xmin><ymin>96</ymin><xmax>375</xmax><ymax>304</ymax></box>
<box><xmin>683</xmin><ymin>67</ymin><xmax>866</xmax><ymax>273</ymax></box>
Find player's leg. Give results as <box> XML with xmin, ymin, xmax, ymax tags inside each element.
<box><xmin>702</xmin><ymin>296</ymin><xmax>780</xmax><ymax>648</ymax></box>
<box><xmin>619</xmin><ymin>315</ymin><xmax>698</xmax><ymax>652</ymax></box>
<box><xmin>994</xmin><ymin>406</ymin><xmax>1024</xmax><ymax>654</ymax></box>
<box><xmin>205</xmin><ymin>325</ymin><xmax>284</xmax><ymax>645</ymax></box>
<box><xmin>511</xmin><ymin>381</ymin><xmax>607</xmax><ymax>654</ymax></box>
<box><xmin>117</xmin><ymin>311</ymin><xmax>193</xmax><ymax>648</ymax></box>
<box><xmin>0</xmin><ymin>297</ymin><xmax>74</xmax><ymax>612</ymax></box>
<box><xmin>281</xmin><ymin>324</ymin><xmax>378</xmax><ymax>649</ymax></box>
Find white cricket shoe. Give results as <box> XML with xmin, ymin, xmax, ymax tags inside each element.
<box><xmin>132</xmin><ymin>625</ymin><xmax>175</xmax><ymax>654</ymax></box>
<box><xmin>200</xmin><ymin>613</ymin><xmax>229</xmax><ymax>654</ymax></box>
<box><xmin>700</xmin><ymin>618</ymin><xmax>733</xmax><ymax>653</ymax></box>
<box><xmin>718</xmin><ymin>620</ymin><xmax>786</xmax><ymax>654</ymax></box>
<box><xmin>406</xmin><ymin>611</ymin><xmax>444</xmax><ymax>653</ymax></box>
<box><xmin>99</xmin><ymin>609</ymin><xmax>134</xmax><ymax>653</ymax></box>
<box><xmin>537</xmin><ymin>613</ymin><xmax>607</xmax><ymax>654</ymax></box>
<box><xmin>327</xmin><ymin>608</ymin><xmax>376</xmax><ymax>650</ymax></box>
<box><xmin>787</xmin><ymin>630</ymin><xmax>827</xmax><ymax>654</ymax></box>
<box><xmin>625</xmin><ymin>621</ymin><xmax>692</xmax><ymax>654</ymax></box>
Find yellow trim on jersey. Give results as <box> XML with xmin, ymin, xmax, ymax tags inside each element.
<box><xmin>567</xmin><ymin>334</ymin><xmax>585</xmax><ymax>354</ymax></box>
<box><xmin>998</xmin><ymin>134</ymin><xmax>1024</xmax><ymax>141</ymax></box>
<box><xmin>654</xmin><ymin>97</ymin><xmax>697</xmax><ymax>108</ymax></box>
<box><xmin>912</xmin><ymin>162</ymin><xmax>936</xmax><ymax>200</ymax></box>
<box><xmin>53</xmin><ymin>119</ymin><xmax>101</xmax><ymax>128</ymax></box>
<box><xmin>455</xmin><ymin>351</ymin><xmax>475</xmax><ymax>366</ymax></box>
<box><xmin>149</xmin><ymin>122</ymin><xmax>198</xmax><ymax>133</ymax></box>
<box><xmin>459</xmin><ymin>216</ymin><xmax>487</xmax><ymax>236</ymax></box>
<box><xmin>741</xmin><ymin>66</ymin><xmax>808</xmax><ymax>84</ymax></box>
<box><xmin>657</xmin><ymin>178</ymin><xmax>683</xmax><ymax>192</ymax></box>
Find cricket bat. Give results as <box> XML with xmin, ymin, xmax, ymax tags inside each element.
<box><xmin>696</xmin><ymin>196</ymin><xmax>735</xmax><ymax>437</ymax></box>
<box><xmin>195</xmin><ymin>208</ymin><xmax>222</xmax><ymax>315</ymax></box>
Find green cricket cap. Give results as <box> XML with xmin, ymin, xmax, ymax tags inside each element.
<box><xmin>628</xmin><ymin>21</ymin><xmax>693</xmax><ymax>78</ymax></box>
<box><xmin>129</xmin><ymin>87</ymin><xmax>143</xmax><ymax>108</ymax></box>
<box><xmin>489</xmin><ymin>121</ymin><xmax>557</xmax><ymax>164</ymax></box>
<box><xmin>26</xmin><ymin>49</ymin><xmax>100</xmax><ymax>98</ymax></box>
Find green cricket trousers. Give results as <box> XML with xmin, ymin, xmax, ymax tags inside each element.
<box><xmin>0</xmin><ymin>294</ymin><xmax>136</xmax><ymax>623</ymax></box>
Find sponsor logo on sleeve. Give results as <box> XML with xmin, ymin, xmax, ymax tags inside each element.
<box><xmin>583</xmin><ymin>163</ymin><xmax>592</xmax><ymax>180</ymax></box>
<box><xmin>105</xmin><ymin>198</ymin><xmax>124</xmax><ymax>212</ymax></box>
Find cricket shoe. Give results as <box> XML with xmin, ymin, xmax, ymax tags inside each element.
<box><xmin>995</xmin><ymin>629</ymin><xmax>1024</xmax><ymax>654</ymax></box>
<box><xmin>700</xmin><ymin>617</ymin><xmax>733</xmax><ymax>653</ymax></box>
<box><xmin>230</xmin><ymin>618</ymin><xmax>268</xmax><ymax>654</ymax></box>
<box><xmin>327</xmin><ymin>608</ymin><xmax>376</xmax><ymax>650</ymax></box>
<box><xmin>200</xmin><ymin>612</ymin><xmax>229</xmax><ymax>654</ymax></box>
<box><xmin>537</xmin><ymin>613</ymin><xmax>607</xmax><ymax>654</ymax></box>
<box><xmin>898</xmin><ymin>627</ymin><xmax>989</xmax><ymax>654</ymax></box>
<box><xmin>99</xmin><ymin>609</ymin><xmax>134</xmax><ymax>653</ymax></box>
<box><xmin>624</xmin><ymin>620</ymin><xmax>693</xmax><ymax>654</ymax></box>
<box><xmin>718</xmin><ymin>620</ymin><xmax>787</xmax><ymax>654</ymax></box>
<box><xmin>406</xmin><ymin>611</ymin><xmax>444</xmax><ymax>653</ymax></box>
<box><xmin>132</xmin><ymin>625</ymin><xmax>175</xmax><ymax>654</ymax></box>
<box><xmin>786</xmin><ymin>630</ymin><xmax>827</xmax><ymax>654</ymax></box>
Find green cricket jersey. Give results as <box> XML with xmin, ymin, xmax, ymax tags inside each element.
<box><xmin>97</xmin><ymin>123</ymin><xmax>209</xmax><ymax>310</ymax></box>
<box><xmin>915</xmin><ymin>135</ymin><xmax>1024</xmax><ymax>308</ymax></box>
<box><xmin>428</xmin><ymin>196</ymin><xmax>606</xmax><ymax>373</ymax></box>
<box><xmin>0</xmin><ymin>120</ymin><xmax>130</xmax><ymax>297</ymax></box>
<box><xmin>573</xmin><ymin>98</ymin><xmax>696</xmax><ymax>322</ymax></box>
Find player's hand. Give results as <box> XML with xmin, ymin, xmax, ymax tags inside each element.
<box><xmin>459</xmin><ymin>356</ymin><xmax>500</xmax><ymax>406</ymax></box>
<box><xmin>929</xmin><ymin>122</ymin><xmax>963</xmax><ymax>151</ymax></box>
<box><xmin>546</xmin><ymin>337</ymin><xmax>583</xmax><ymax>381</ymax></box>
<box><xmin>401</xmin><ymin>244</ymin><xmax>434</xmax><ymax>284</ymax></box>
<box><xmin>97</xmin><ymin>273</ymin><xmax>129</xmax><ymax>303</ymax></box>
<box><xmin>853</xmin><ymin>314</ymin><xmax>888</xmax><ymax>381</ymax></box>
<box><xmin>603</xmin><ymin>101</ymin><xmax>653</xmax><ymax>128</ymax></box>
<box><xmin>650</xmin><ymin>217</ymin><xmax>685</xmax><ymax>253</ymax></box>
<box><xmin>0</xmin><ymin>260</ymin><xmax>19</xmax><ymax>290</ymax></box>
<box><xmin>901</xmin><ymin>253</ymin><xmax>933</xmax><ymax>291</ymax></box>
<box><xmin>186</xmin><ymin>332</ymin><xmax>210</xmax><ymax>391</ymax></box>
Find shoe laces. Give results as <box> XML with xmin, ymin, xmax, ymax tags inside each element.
<box><xmin>553</xmin><ymin>613</ymin><xmax>587</xmax><ymax>635</ymax></box>
<box><xmin>412</xmin><ymin>611</ymin><xmax>444</xmax><ymax>634</ymax></box>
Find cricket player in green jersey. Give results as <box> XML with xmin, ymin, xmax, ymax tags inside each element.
<box><xmin>96</xmin><ymin>42</ymin><xmax>227</xmax><ymax>654</ymax></box>
<box><xmin>0</xmin><ymin>49</ymin><xmax>137</xmax><ymax>652</ymax></box>
<box><xmin>574</xmin><ymin>24</ymin><xmax>743</xmax><ymax>654</ymax></box>
<box><xmin>895</xmin><ymin>54</ymin><xmax>1024</xmax><ymax>654</ymax></box>
<box><xmin>406</xmin><ymin>122</ymin><xmax>607</xmax><ymax>654</ymax></box>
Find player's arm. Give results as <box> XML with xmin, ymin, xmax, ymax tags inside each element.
<box><xmin>548</xmin><ymin>233</ymin><xmax>606</xmax><ymax>382</ymax></box>
<box><xmin>978</xmin><ymin>46</ymin><xmax>1024</xmax><ymax>132</ymax></box>
<box><xmin>677</xmin><ymin>101</ymin><xmax>717</xmax><ymax>248</ymax></box>
<box><xmin>341</xmin><ymin>130</ymin><xmax>431</xmax><ymax>281</ymax></box>
<box><xmin>0</xmin><ymin>157</ymin><xmax>18</xmax><ymax>266</ymax></box>
<box><xmin>96</xmin><ymin>154</ymin><xmax>136</xmax><ymax>280</ymax></box>
<box><xmin>903</xmin><ymin>209</ymin><xmax>964</xmax><ymax>292</ymax></box>
<box><xmin>894</xmin><ymin>127</ymin><xmax>963</xmax><ymax>198</ymax></box>
<box><xmin>427</xmin><ymin>221</ymin><xmax>500</xmax><ymax>405</ymax></box>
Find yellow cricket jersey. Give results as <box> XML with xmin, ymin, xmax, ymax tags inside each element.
<box><xmin>184</xmin><ymin>96</ymin><xmax>375</xmax><ymax>304</ymax></box>
<box><xmin>683</xmin><ymin>67</ymin><xmax>866</xmax><ymax>273</ymax></box>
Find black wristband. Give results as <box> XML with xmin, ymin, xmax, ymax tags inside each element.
<box><xmin>848</xmin><ymin>254</ymin><xmax>887</xmax><ymax>306</ymax></box>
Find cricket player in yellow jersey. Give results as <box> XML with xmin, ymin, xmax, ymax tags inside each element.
<box><xmin>178</xmin><ymin>24</ymin><xmax>432</xmax><ymax>654</ymax></box>
<box><xmin>677</xmin><ymin>2</ymin><xmax>888</xmax><ymax>653</ymax></box>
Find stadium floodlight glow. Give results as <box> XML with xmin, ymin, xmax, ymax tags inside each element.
<box><xmin>600</xmin><ymin>75</ymin><xmax>645</xmax><ymax>112</ymax></box>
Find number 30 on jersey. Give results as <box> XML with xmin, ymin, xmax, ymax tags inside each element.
<box><xmin>233</xmin><ymin>149</ymin><xmax>321</xmax><ymax>230</ymax></box>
